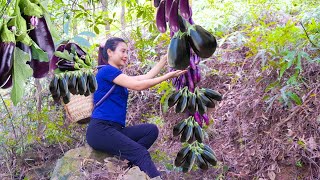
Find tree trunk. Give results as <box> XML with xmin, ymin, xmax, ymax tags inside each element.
<box><xmin>101</xmin><ymin>0</ymin><xmax>110</xmax><ymax>34</ymax></box>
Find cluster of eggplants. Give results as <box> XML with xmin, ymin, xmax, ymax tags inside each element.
<box><xmin>49</xmin><ymin>72</ymin><xmax>97</xmax><ymax>104</ymax></box>
<box><xmin>173</xmin><ymin>116</ymin><xmax>204</xmax><ymax>143</ymax></box>
<box><xmin>168</xmin><ymin>87</ymin><xmax>222</xmax><ymax>115</ymax></box>
<box><xmin>174</xmin><ymin>141</ymin><xmax>217</xmax><ymax>172</ymax></box>
<box><xmin>0</xmin><ymin>0</ymin><xmax>55</xmax><ymax>89</ymax></box>
<box><xmin>51</xmin><ymin>42</ymin><xmax>93</xmax><ymax>72</ymax></box>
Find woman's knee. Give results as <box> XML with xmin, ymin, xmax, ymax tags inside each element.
<box><xmin>147</xmin><ymin>124</ymin><xmax>159</xmax><ymax>139</ymax></box>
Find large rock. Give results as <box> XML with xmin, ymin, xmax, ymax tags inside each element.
<box><xmin>51</xmin><ymin>144</ymin><xmax>151</xmax><ymax>180</ymax></box>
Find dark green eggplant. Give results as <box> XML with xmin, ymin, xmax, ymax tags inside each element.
<box><xmin>58</xmin><ymin>77</ymin><xmax>68</xmax><ymax>97</ymax></box>
<box><xmin>168</xmin><ymin>90</ymin><xmax>181</xmax><ymax>107</ymax></box>
<box><xmin>175</xmin><ymin>90</ymin><xmax>188</xmax><ymax>113</ymax></box>
<box><xmin>68</xmin><ymin>74</ymin><xmax>77</xmax><ymax>94</ymax></box>
<box><xmin>196</xmin><ymin>153</ymin><xmax>208</xmax><ymax>170</ymax></box>
<box><xmin>173</xmin><ymin>119</ymin><xmax>187</xmax><ymax>136</ymax></box>
<box><xmin>201</xmin><ymin>150</ymin><xmax>217</xmax><ymax>166</ymax></box>
<box><xmin>196</xmin><ymin>95</ymin><xmax>207</xmax><ymax>115</ymax></box>
<box><xmin>87</xmin><ymin>74</ymin><xmax>97</xmax><ymax>93</ymax></box>
<box><xmin>168</xmin><ymin>32</ymin><xmax>190</xmax><ymax>70</ymax></box>
<box><xmin>194</xmin><ymin>124</ymin><xmax>204</xmax><ymax>143</ymax></box>
<box><xmin>84</xmin><ymin>80</ymin><xmax>91</xmax><ymax>97</ymax></box>
<box><xmin>178</xmin><ymin>14</ymin><xmax>187</xmax><ymax>32</ymax></box>
<box><xmin>49</xmin><ymin>76</ymin><xmax>59</xmax><ymax>95</ymax></box>
<box><xmin>51</xmin><ymin>86</ymin><xmax>60</xmax><ymax>102</ymax></box>
<box><xmin>182</xmin><ymin>150</ymin><xmax>196</xmax><ymax>172</ymax></box>
<box><xmin>203</xmin><ymin>144</ymin><xmax>216</xmax><ymax>157</ymax></box>
<box><xmin>188</xmin><ymin>25</ymin><xmax>217</xmax><ymax>58</ymax></box>
<box><xmin>187</xmin><ymin>93</ymin><xmax>197</xmax><ymax>114</ymax></box>
<box><xmin>180</xmin><ymin>123</ymin><xmax>193</xmax><ymax>142</ymax></box>
<box><xmin>77</xmin><ymin>75</ymin><xmax>87</xmax><ymax>95</ymax></box>
<box><xmin>199</xmin><ymin>93</ymin><xmax>215</xmax><ymax>108</ymax></box>
<box><xmin>62</xmin><ymin>91</ymin><xmax>70</xmax><ymax>104</ymax></box>
<box><xmin>202</xmin><ymin>88</ymin><xmax>222</xmax><ymax>101</ymax></box>
<box><xmin>174</xmin><ymin>145</ymin><xmax>191</xmax><ymax>167</ymax></box>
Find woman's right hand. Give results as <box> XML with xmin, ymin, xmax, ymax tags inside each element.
<box><xmin>166</xmin><ymin>69</ymin><xmax>188</xmax><ymax>78</ymax></box>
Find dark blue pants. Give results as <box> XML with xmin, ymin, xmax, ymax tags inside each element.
<box><xmin>86</xmin><ymin>118</ymin><xmax>161</xmax><ymax>178</ymax></box>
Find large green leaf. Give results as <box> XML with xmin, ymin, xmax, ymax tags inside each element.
<box><xmin>31</xmin><ymin>41</ymin><xmax>49</xmax><ymax>62</ymax></box>
<box><xmin>11</xmin><ymin>48</ymin><xmax>33</xmax><ymax>105</ymax></box>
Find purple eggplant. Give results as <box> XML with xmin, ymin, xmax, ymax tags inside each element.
<box><xmin>156</xmin><ymin>0</ymin><xmax>167</xmax><ymax>33</ymax></box>
<box><xmin>194</xmin><ymin>112</ymin><xmax>202</xmax><ymax>127</ymax></box>
<box><xmin>1</xmin><ymin>75</ymin><xmax>13</xmax><ymax>89</ymax></box>
<box><xmin>154</xmin><ymin>0</ymin><xmax>161</xmax><ymax>7</ymax></box>
<box><xmin>64</xmin><ymin>42</ymin><xmax>86</xmax><ymax>57</ymax></box>
<box><xmin>50</xmin><ymin>44</ymin><xmax>66</xmax><ymax>71</ymax></box>
<box><xmin>168</xmin><ymin>0</ymin><xmax>179</xmax><ymax>32</ymax></box>
<box><xmin>165</xmin><ymin>0</ymin><xmax>173</xmax><ymax>21</ymax></box>
<box><xmin>189</xmin><ymin>53</ymin><xmax>196</xmax><ymax>70</ymax></box>
<box><xmin>187</xmin><ymin>69</ymin><xmax>194</xmax><ymax>92</ymax></box>
<box><xmin>202</xmin><ymin>114</ymin><xmax>209</xmax><ymax>125</ymax></box>
<box><xmin>179</xmin><ymin>0</ymin><xmax>191</xmax><ymax>20</ymax></box>
<box><xmin>195</xmin><ymin>65</ymin><xmax>201</xmax><ymax>83</ymax></box>
<box><xmin>57</xmin><ymin>59</ymin><xmax>77</xmax><ymax>71</ymax></box>
<box><xmin>188</xmin><ymin>25</ymin><xmax>217</xmax><ymax>58</ymax></box>
<box><xmin>194</xmin><ymin>54</ymin><xmax>200</xmax><ymax>64</ymax></box>
<box><xmin>0</xmin><ymin>22</ymin><xmax>15</xmax><ymax>88</ymax></box>
<box><xmin>25</xmin><ymin>16</ymin><xmax>55</xmax><ymax>78</ymax></box>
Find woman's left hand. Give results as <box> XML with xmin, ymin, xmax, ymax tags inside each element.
<box><xmin>160</xmin><ymin>54</ymin><xmax>168</xmax><ymax>64</ymax></box>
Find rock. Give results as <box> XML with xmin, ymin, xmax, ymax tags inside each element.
<box><xmin>51</xmin><ymin>144</ymin><xmax>152</xmax><ymax>180</ymax></box>
<box><xmin>51</xmin><ymin>144</ymin><xmax>111</xmax><ymax>180</ymax></box>
<box><xmin>122</xmin><ymin>166</ymin><xmax>150</xmax><ymax>180</ymax></box>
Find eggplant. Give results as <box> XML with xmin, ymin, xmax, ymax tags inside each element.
<box><xmin>186</xmin><ymin>69</ymin><xmax>194</xmax><ymax>91</ymax></box>
<box><xmin>196</xmin><ymin>153</ymin><xmax>208</xmax><ymax>170</ymax></box>
<box><xmin>180</xmin><ymin>123</ymin><xmax>192</xmax><ymax>142</ymax></box>
<box><xmin>49</xmin><ymin>76</ymin><xmax>59</xmax><ymax>95</ymax></box>
<box><xmin>165</xmin><ymin>0</ymin><xmax>173</xmax><ymax>22</ymax></box>
<box><xmin>202</xmin><ymin>88</ymin><xmax>222</xmax><ymax>101</ymax></box>
<box><xmin>50</xmin><ymin>44</ymin><xmax>66</xmax><ymax>71</ymax></box>
<box><xmin>187</xmin><ymin>93</ymin><xmax>196</xmax><ymax>114</ymax></box>
<box><xmin>174</xmin><ymin>145</ymin><xmax>190</xmax><ymax>167</ymax></box>
<box><xmin>62</xmin><ymin>91</ymin><xmax>70</xmax><ymax>104</ymax></box>
<box><xmin>0</xmin><ymin>22</ymin><xmax>15</xmax><ymax>88</ymax></box>
<box><xmin>178</xmin><ymin>14</ymin><xmax>187</xmax><ymax>32</ymax></box>
<box><xmin>182</xmin><ymin>149</ymin><xmax>196</xmax><ymax>172</ymax></box>
<box><xmin>188</xmin><ymin>25</ymin><xmax>217</xmax><ymax>58</ymax></box>
<box><xmin>201</xmin><ymin>150</ymin><xmax>217</xmax><ymax>166</ymax></box>
<box><xmin>168</xmin><ymin>32</ymin><xmax>190</xmax><ymax>70</ymax></box>
<box><xmin>194</xmin><ymin>112</ymin><xmax>202</xmax><ymax>127</ymax></box>
<box><xmin>154</xmin><ymin>0</ymin><xmax>161</xmax><ymax>7</ymax></box>
<box><xmin>64</xmin><ymin>42</ymin><xmax>86</xmax><ymax>57</ymax></box>
<box><xmin>199</xmin><ymin>93</ymin><xmax>215</xmax><ymax>108</ymax></box>
<box><xmin>175</xmin><ymin>91</ymin><xmax>188</xmax><ymax>113</ymax></box>
<box><xmin>87</xmin><ymin>74</ymin><xmax>97</xmax><ymax>93</ymax></box>
<box><xmin>52</xmin><ymin>85</ymin><xmax>60</xmax><ymax>102</ymax></box>
<box><xmin>168</xmin><ymin>90</ymin><xmax>182</xmax><ymax>107</ymax></box>
<box><xmin>194</xmin><ymin>124</ymin><xmax>204</xmax><ymax>143</ymax></box>
<box><xmin>77</xmin><ymin>75</ymin><xmax>87</xmax><ymax>95</ymax></box>
<box><xmin>156</xmin><ymin>0</ymin><xmax>166</xmax><ymax>33</ymax></box>
<box><xmin>68</xmin><ymin>74</ymin><xmax>78</xmax><ymax>94</ymax></box>
<box><xmin>26</xmin><ymin>16</ymin><xmax>55</xmax><ymax>78</ymax></box>
<box><xmin>173</xmin><ymin>119</ymin><xmax>187</xmax><ymax>136</ymax></box>
<box><xmin>168</xmin><ymin>0</ymin><xmax>179</xmax><ymax>32</ymax></box>
<box><xmin>58</xmin><ymin>77</ymin><xmax>68</xmax><ymax>97</ymax></box>
<box><xmin>179</xmin><ymin>0</ymin><xmax>191</xmax><ymax>20</ymax></box>
<box><xmin>57</xmin><ymin>59</ymin><xmax>76</xmax><ymax>71</ymax></box>
<box><xmin>196</xmin><ymin>95</ymin><xmax>207</xmax><ymax>115</ymax></box>
<box><xmin>202</xmin><ymin>114</ymin><xmax>209</xmax><ymax>125</ymax></box>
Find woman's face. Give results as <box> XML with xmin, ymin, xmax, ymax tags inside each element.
<box><xmin>107</xmin><ymin>42</ymin><xmax>128</xmax><ymax>68</ymax></box>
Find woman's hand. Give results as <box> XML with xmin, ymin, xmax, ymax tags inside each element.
<box><xmin>159</xmin><ymin>54</ymin><xmax>168</xmax><ymax>64</ymax></box>
<box><xmin>166</xmin><ymin>69</ymin><xmax>188</xmax><ymax>78</ymax></box>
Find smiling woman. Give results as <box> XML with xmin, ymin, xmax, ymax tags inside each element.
<box><xmin>86</xmin><ymin>37</ymin><xmax>187</xmax><ymax>179</ymax></box>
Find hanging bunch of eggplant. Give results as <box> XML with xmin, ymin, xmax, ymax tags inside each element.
<box><xmin>153</xmin><ymin>0</ymin><xmax>223</xmax><ymax>172</ymax></box>
<box><xmin>0</xmin><ymin>0</ymin><xmax>55</xmax><ymax>90</ymax></box>
<box><xmin>49</xmin><ymin>42</ymin><xmax>97</xmax><ymax>104</ymax></box>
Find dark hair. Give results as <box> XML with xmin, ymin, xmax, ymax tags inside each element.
<box><xmin>98</xmin><ymin>37</ymin><xmax>125</xmax><ymax>65</ymax></box>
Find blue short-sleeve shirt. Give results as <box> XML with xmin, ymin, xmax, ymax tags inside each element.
<box><xmin>91</xmin><ymin>65</ymin><xmax>128</xmax><ymax>126</ymax></box>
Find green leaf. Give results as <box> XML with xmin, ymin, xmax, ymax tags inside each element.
<box><xmin>30</xmin><ymin>42</ymin><xmax>49</xmax><ymax>62</ymax></box>
<box><xmin>54</xmin><ymin>50</ymin><xmax>73</xmax><ymax>61</ymax></box>
<box><xmin>93</xmin><ymin>26</ymin><xmax>99</xmax><ymax>34</ymax></box>
<box><xmin>11</xmin><ymin>48</ymin><xmax>33</xmax><ymax>106</ymax></box>
<box><xmin>78</xmin><ymin>31</ymin><xmax>96</xmax><ymax>37</ymax></box>
<box><xmin>73</xmin><ymin>36</ymin><xmax>90</xmax><ymax>47</ymax></box>
<box><xmin>287</xmin><ymin>92</ymin><xmax>302</xmax><ymax>105</ymax></box>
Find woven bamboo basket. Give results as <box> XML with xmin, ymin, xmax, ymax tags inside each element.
<box><xmin>64</xmin><ymin>94</ymin><xmax>93</xmax><ymax>124</ymax></box>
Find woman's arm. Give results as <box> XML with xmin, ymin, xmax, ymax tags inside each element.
<box><xmin>113</xmin><ymin>69</ymin><xmax>187</xmax><ymax>91</ymax></box>
<box><xmin>133</xmin><ymin>55</ymin><xmax>167</xmax><ymax>81</ymax></box>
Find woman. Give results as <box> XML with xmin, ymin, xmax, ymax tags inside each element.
<box><xmin>86</xmin><ymin>37</ymin><xmax>187</xmax><ymax>179</ymax></box>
